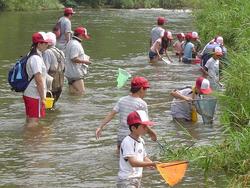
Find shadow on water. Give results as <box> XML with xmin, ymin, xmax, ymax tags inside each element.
<box><xmin>0</xmin><ymin>9</ymin><xmax>225</xmax><ymax>187</ymax></box>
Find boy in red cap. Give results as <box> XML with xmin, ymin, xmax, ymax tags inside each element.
<box><xmin>150</xmin><ymin>17</ymin><xmax>166</xmax><ymax>47</ymax></box>
<box><xmin>55</xmin><ymin>7</ymin><xmax>75</xmax><ymax>52</ymax></box>
<box><xmin>96</xmin><ymin>76</ymin><xmax>157</xmax><ymax>152</ymax></box>
<box><xmin>64</xmin><ymin>26</ymin><xmax>91</xmax><ymax>95</ymax></box>
<box><xmin>170</xmin><ymin>77</ymin><xmax>212</xmax><ymax>122</ymax></box>
<box><xmin>117</xmin><ymin>110</ymin><xmax>158</xmax><ymax>187</ymax></box>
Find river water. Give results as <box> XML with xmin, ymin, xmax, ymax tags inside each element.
<box><xmin>0</xmin><ymin>9</ymin><xmax>224</xmax><ymax>187</ymax></box>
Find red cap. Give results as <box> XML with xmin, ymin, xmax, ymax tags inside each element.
<box><xmin>157</xmin><ymin>17</ymin><xmax>166</xmax><ymax>25</ymax></box>
<box><xmin>177</xmin><ymin>33</ymin><xmax>185</xmax><ymax>39</ymax></box>
<box><xmin>195</xmin><ymin>77</ymin><xmax>212</xmax><ymax>94</ymax></box>
<box><xmin>32</xmin><ymin>32</ymin><xmax>50</xmax><ymax>44</ymax></box>
<box><xmin>185</xmin><ymin>32</ymin><xmax>192</xmax><ymax>40</ymax></box>
<box><xmin>64</xmin><ymin>7</ymin><xmax>75</xmax><ymax>14</ymax></box>
<box><xmin>131</xmin><ymin>76</ymin><xmax>150</xmax><ymax>89</ymax></box>
<box><xmin>74</xmin><ymin>27</ymin><xmax>91</xmax><ymax>39</ymax></box>
<box><xmin>127</xmin><ymin>110</ymin><xmax>154</xmax><ymax>126</ymax></box>
<box><xmin>164</xmin><ymin>31</ymin><xmax>173</xmax><ymax>40</ymax></box>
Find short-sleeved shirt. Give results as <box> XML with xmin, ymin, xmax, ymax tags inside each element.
<box><xmin>43</xmin><ymin>47</ymin><xmax>65</xmax><ymax>72</ymax></box>
<box><xmin>205</xmin><ymin>57</ymin><xmax>219</xmax><ymax>82</ymax></box>
<box><xmin>24</xmin><ymin>52</ymin><xmax>47</xmax><ymax>99</ymax></box>
<box><xmin>113</xmin><ymin>95</ymin><xmax>148</xmax><ymax>140</ymax></box>
<box><xmin>118</xmin><ymin>136</ymin><xmax>146</xmax><ymax>179</ymax></box>
<box><xmin>170</xmin><ymin>88</ymin><xmax>199</xmax><ymax>120</ymax></box>
<box><xmin>151</xmin><ymin>26</ymin><xmax>165</xmax><ymax>45</ymax></box>
<box><xmin>57</xmin><ymin>16</ymin><xmax>72</xmax><ymax>45</ymax></box>
<box><xmin>64</xmin><ymin>38</ymin><xmax>88</xmax><ymax>79</ymax></box>
<box><xmin>173</xmin><ymin>40</ymin><xmax>184</xmax><ymax>54</ymax></box>
<box><xmin>183</xmin><ymin>42</ymin><xmax>194</xmax><ymax>60</ymax></box>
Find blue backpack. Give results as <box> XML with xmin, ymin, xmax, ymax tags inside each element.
<box><xmin>8</xmin><ymin>53</ymin><xmax>34</xmax><ymax>92</ymax></box>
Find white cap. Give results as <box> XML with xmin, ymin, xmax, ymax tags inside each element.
<box><xmin>192</xmin><ymin>31</ymin><xmax>199</xmax><ymax>39</ymax></box>
<box><xmin>46</xmin><ymin>32</ymin><xmax>56</xmax><ymax>47</ymax></box>
<box><xmin>216</xmin><ymin>36</ymin><xmax>224</xmax><ymax>45</ymax></box>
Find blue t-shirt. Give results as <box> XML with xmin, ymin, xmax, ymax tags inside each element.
<box><xmin>183</xmin><ymin>42</ymin><xmax>194</xmax><ymax>60</ymax></box>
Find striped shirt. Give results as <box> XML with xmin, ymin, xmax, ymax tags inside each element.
<box><xmin>113</xmin><ymin>95</ymin><xmax>148</xmax><ymax>140</ymax></box>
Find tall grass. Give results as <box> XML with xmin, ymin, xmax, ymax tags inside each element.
<box><xmin>161</xmin><ymin>0</ymin><xmax>250</xmax><ymax>186</ymax></box>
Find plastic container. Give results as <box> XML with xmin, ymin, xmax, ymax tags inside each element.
<box><xmin>45</xmin><ymin>91</ymin><xmax>54</xmax><ymax>109</ymax></box>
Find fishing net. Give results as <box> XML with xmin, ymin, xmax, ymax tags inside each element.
<box><xmin>195</xmin><ymin>96</ymin><xmax>217</xmax><ymax>124</ymax></box>
<box><xmin>116</xmin><ymin>68</ymin><xmax>131</xmax><ymax>88</ymax></box>
<box><xmin>156</xmin><ymin>161</ymin><xmax>188</xmax><ymax>187</ymax></box>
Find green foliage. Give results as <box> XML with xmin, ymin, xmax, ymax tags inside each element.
<box><xmin>161</xmin><ymin>127</ymin><xmax>250</xmax><ymax>186</ymax></box>
<box><xmin>2</xmin><ymin>0</ymin><xmax>62</xmax><ymax>11</ymax></box>
<box><xmin>218</xmin><ymin>53</ymin><xmax>250</xmax><ymax>128</ymax></box>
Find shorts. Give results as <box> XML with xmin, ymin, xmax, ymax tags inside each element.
<box><xmin>148</xmin><ymin>51</ymin><xmax>157</xmax><ymax>60</ymax></box>
<box><xmin>182</xmin><ymin>57</ymin><xmax>192</xmax><ymax>64</ymax></box>
<box><xmin>67</xmin><ymin>77</ymin><xmax>83</xmax><ymax>85</ymax></box>
<box><xmin>117</xmin><ymin>177</ymin><xmax>141</xmax><ymax>188</ymax></box>
<box><xmin>23</xmin><ymin>96</ymin><xmax>45</xmax><ymax>118</ymax></box>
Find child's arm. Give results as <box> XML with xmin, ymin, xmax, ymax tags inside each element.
<box><xmin>127</xmin><ymin>156</ymin><xmax>156</xmax><ymax>168</ymax></box>
<box><xmin>96</xmin><ymin>110</ymin><xmax>117</xmax><ymax>139</ymax></box>
<box><xmin>170</xmin><ymin>90</ymin><xmax>193</xmax><ymax>102</ymax></box>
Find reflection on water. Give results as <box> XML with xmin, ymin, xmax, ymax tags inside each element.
<box><xmin>0</xmin><ymin>9</ymin><xmax>225</xmax><ymax>187</ymax></box>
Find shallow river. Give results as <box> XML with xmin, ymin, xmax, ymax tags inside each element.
<box><xmin>0</xmin><ymin>9</ymin><xmax>224</xmax><ymax>187</ymax></box>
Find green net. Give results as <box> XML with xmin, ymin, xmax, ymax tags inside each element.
<box><xmin>117</xmin><ymin>68</ymin><xmax>131</xmax><ymax>88</ymax></box>
<box><xmin>195</xmin><ymin>96</ymin><xmax>217</xmax><ymax>124</ymax></box>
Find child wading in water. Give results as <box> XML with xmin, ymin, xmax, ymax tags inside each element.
<box><xmin>173</xmin><ymin>33</ymin><xmax>185</xmax><ymax>62</ymax></box>
<box><xmin>117</xmin><ymin>110</ymin><xmax>159</xmax><ymax>188</ymax></box>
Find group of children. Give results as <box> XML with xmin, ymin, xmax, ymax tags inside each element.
<box><xmin>22</xmin><ymin>7</ymin><xmax>92</xmax><ymax>127</ymax></box>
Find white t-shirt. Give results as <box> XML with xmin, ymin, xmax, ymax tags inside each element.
<box><xmin>118</xmin><ymin>136</ymin><xmax>146</xmax><ymax>179</ymax></box>
<box><xmin>113</xmin><ymin>95</ymin><xmax>148</xmax><ymax>140</ymax></box>
<box><xmin>205</xmin><ymin>57</ymin><xmax>219</xmax><ymax>82</ymax></box>
<box><xmin>64</xmin><ymin>38</ymin><xmax>88</xmax><ymax>79</ymax></box>
<box><xmin>57</xmin><ymin>16</ymin><xmax>72</xmax><ymax>44</ymax></box>
<box><xmin>24</xmin><ymin>52</ymin><xmax>47</xmax><ymax>99</ymax></box>
<box><xmin>150</xmin><ymin>38</ymin><xmax>162</xmax><ymax>53</ymax></box>
<box><xmin>151</xmin><ymin>26</ymin><xmax>164</xmax><ymax>45</ymax></box>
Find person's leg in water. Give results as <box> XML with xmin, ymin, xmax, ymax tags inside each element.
<box><xmin>68</xmin><ymin>79</ymin><xmax>85</xmax><ymax>95</ymax></box>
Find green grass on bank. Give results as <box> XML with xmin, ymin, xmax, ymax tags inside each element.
<box><xmin>161</xmin><ymin>0</ymin><xmax>250</xmax><ymax>186</ymax></box>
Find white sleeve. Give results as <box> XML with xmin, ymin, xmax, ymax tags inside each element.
<box><xmin>121</xmin><ymin>140</ymin><xmax>136</xmax><ymax>158</ymax></box>
<box><xmin>30</xmin><ymin>55</ymin><xmax>43</xmax><ymax>74</ymax></box>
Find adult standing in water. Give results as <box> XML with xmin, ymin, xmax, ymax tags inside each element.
<box><xmin>95</xmin><ymin>76</ymin><xmax>157</xmax><ymax>152</ymax></box>
<box><xmin>23</xmin><ymin>32</ymin><xmax>49</xmax><ymax>127</ymax></box>
<box><xmin>150</xmin><ymin>17</ymin><xmax>166</xmax><ymax>47</ymax></box>
<box><xmin>64</xmin><ymin>26</ymin><xmax>92</xmax><ymax>95</ymax></box>
<box><xmin>56</xmin><ymin>7</ymin><xmax>75</xmax><ymax>52</ymax></box>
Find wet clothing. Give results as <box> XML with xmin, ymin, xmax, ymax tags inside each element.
<box><xmin>23</xmin><ymin>96</ymin><xmax>45</xmax><ymax>118</ymax></box>
<box><xmin>113</xmin><ymin>95</ymin><xmax>148</xmax><ymax>144</ymax></box>
<box><xmin>117</xmin><ymin>135</ymin><xmax>146</xmax><ymax>187</ymax></box>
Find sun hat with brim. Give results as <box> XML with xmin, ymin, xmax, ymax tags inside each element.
<box><xmin>195</xmin><ymin>77</ymin><xmax>212</xmax><ymax>95</ymax></box>
<box><xmin>127</xmin><ymin>110</ymin><xmax>154</xmax><ymax>126</ymax></box>
<box><xmin>32</xmin><ymin>32</ymin><xmax>50</xmax><ymax>44</ymax></box>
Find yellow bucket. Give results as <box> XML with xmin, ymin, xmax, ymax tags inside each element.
<box><xmin>45</xmin><ymin>91</ymin><xmax>54</xmax><ymax>109</ymax></box>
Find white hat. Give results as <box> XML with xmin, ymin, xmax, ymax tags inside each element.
<box><xmin>216</xmin><ymin>36</ymin><xmax>224</xmax><ymax>45</ymax></box>
<box><xmin>214</xmin><ymin>46</ymin><xmax>223</xmax><ymax>56</ymax></box>
<box><xmin>192</xmin><ymin>31</ymin><xmax>199</xmax><ymax>39</ymax></box>
<box><xmin>46</xmin><ymin>32</ymin><xmax>56</xmax><ymax>47</ymax></box>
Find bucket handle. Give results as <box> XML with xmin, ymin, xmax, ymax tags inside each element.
<box><xmin>46</xmin><ymin>90</ymin><xmax>53</xmax><ymax>98</ymax></box>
